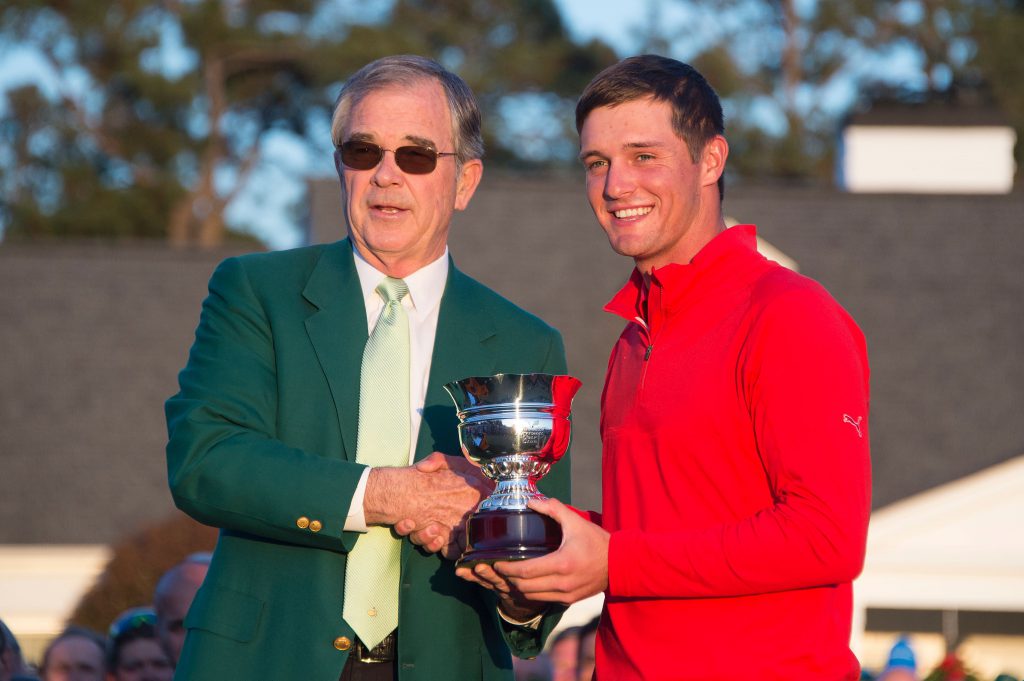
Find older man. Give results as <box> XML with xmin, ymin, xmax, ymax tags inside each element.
<box><xmin>153</xmin><ymin>553</ymin><xmax>210</xmax><ymax>668</ymax></box>
<box><xmin>166</xmin><ymin>55</ymin><xmax>568</xmax><ymax>681</ymax></box>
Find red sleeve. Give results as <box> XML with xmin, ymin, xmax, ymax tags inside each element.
<box><xmin>567</xmin><ymin>505</ymin><xmax>601</xmax><ymax>525</ymax></box>
<box><xmin>608</xmin><ymin>285</ymin><xmax>871</xmax><ymax>598</ymax></box>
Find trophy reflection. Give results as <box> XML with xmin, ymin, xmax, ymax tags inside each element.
<box><xmin>443</xmin><ymin>373</ymin><xmax>582</xmax><ymax>567</ymax></box>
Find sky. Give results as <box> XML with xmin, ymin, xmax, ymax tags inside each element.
<box><xmin>556</xmin><ymin>0</ymin><xmax>658</xmax><ymax>53</ymax></box>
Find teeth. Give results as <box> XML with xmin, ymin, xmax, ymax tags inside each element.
<box><xmin>614</xmin><ymin>206</ymin><xmax>652</xmax><ymax>219</ymax></box>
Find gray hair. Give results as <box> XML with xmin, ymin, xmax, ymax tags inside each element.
<box><xmin>330</xmin><ymin>55</ymin><xmax>484</xmax><ymax>166</ymax></box>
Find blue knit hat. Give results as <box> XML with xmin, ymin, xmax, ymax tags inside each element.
<box><xmin>886</xmin><ymin>635</ymin><xmax>916</xmax><ymax>670</ymax></box>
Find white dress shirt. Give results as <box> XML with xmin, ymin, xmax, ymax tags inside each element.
<box><xmin>344</xmin><ymin>246</ymin><xmax>449</xmax><ymax>532</ymax></box>
<box><xmin>344</xmin><ymin>245</ymin><xmax>546</xmax><ymax>629</ymax></box>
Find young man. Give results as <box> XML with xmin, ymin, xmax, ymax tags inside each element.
<box><xmin>166</xmin><ymin>55</ymin><xmax>568</xmax><ymax>680</ymax></box>
<box><xmin>467</xmin><ymin>55</ymin><xmax>871</xmax><ymax>680</ymax></box>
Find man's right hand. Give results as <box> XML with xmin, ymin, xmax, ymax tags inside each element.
<box><xmin>365</xmin><ymin>452</ymin><xmax>491</xmax><ymax>559</ymax></box>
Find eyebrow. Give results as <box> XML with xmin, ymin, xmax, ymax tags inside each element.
<box><xmin>578</xmin><ymin>140</ymin><xmax>664</xmax><ymax>161</ymax></box>
<box><xmin>405</xmin><ymin>135</ymin><xmax>438</xmax><ymax>150</ymax></box>
<box><xmin>345</xmin><ymin>131</ymin><xmax>438</xmax><ymax>150</ymax></box>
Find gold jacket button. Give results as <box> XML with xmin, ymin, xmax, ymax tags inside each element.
<box><xmin>296</xmin><ymin>517</ymin><xmax>310</xmax><ymax>529</ymax></box>
<box><xmin>333</xmin><ymin>636</ymin><xmax>351</xmax><ymax>651</ymax></box>
<box><xmin>309</xmin><ymin>520</ymin><xmax>323</xmax><ymax>533</ymax></box>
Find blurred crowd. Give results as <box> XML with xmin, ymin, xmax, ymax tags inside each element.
<box><xmin>861</xmin><ymin>635</ymin><xmax>1021</xmax><ymax>681</ymax></box>
<box><xmin>508</xmin><ymin>628</ymin><xmax>1022</xmax><ymax>681</ymax></box>
<box><xmin>0</xmin><ymin>553</ymin><xmax>208</xmax><ymax>681</ymax></box>
<box><xmin>510</xmin><ymin>616</ymin><xmax>598</xmax><ymax>681</ymax></box>
<box><xmin>4</xmin><ymin>564</ymin><xmax>1022</xmax><ymax>681</ymax></box>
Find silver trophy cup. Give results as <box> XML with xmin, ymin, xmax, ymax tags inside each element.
<box><xmin>443</xmin><ymin>373</ymin><xmax>582</xmax><ymax>567</ymax></box>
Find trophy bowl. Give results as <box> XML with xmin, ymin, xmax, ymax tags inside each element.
<box><xmin>444</xmin><ymin>373</ymin><xmax>582</xmax><ymax>567</ymax></box>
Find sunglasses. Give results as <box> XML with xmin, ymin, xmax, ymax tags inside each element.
<box><xmin>338</xmin><ymin>140</ymin><xmax>457</xmax><ymax>175</ymax></box>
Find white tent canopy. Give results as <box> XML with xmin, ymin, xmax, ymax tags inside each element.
<box><xmin>855</xmin><ymin>454</ymin><xmax>1024</xmax><ymax>615</ymax></box>
<box><xmin>852</xmin><ymin>454</ymin><xmax>1024</xmax><ymax>675</ymax></box>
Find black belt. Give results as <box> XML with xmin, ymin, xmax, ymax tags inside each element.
<box><xmin>354</xmin><ymin>631</ymin><xmax>397</xmax><ymax>663</ymax></box>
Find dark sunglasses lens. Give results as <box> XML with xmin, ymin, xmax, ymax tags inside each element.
<box><xmin>394</xmin><ymin>146</ymin><xmax>438</xmax><ymax>174</ymax></box>
<box><xmin>340</xmin><ymin>141</ymin><xmax>383</xmax><ymax>170</ymax></box>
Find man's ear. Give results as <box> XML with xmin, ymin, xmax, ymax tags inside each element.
<box><xmin>701</xmin><ymin>135</ymin><xmax>728</xmax><ymax>189</ymax></box>
<box><xmin>454</xmin><ymin>159</ymin><xmax>484</xmax><ymax>211</ymax></box>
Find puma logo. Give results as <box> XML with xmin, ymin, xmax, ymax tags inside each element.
<box><xmin>843</xmin><ymin>414</ymin><xmax>864</xmax><ymax>438</ymax></box>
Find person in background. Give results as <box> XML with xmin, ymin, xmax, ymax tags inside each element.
<box><xmin>1</xmin><ymin>619</ymin><xmax>30</xmax><ymax>681</ymax></box>
<box><xmin>511</xmin><ymin>654</ymin><xmax>552</xmax><ymax>681</ymax></box>
<box><xmin>104</xmin><ymin>609</ymin><xmax>171</xmax><ymax>681</ymax></box>
<box><xmin>39</xmin><ymin>627</ymin><xmax>105</xmax><ymax>681</ymax></box>
<box><xmin>547</xmin><ymin>626</ymin><xmax>582</xmax><ymax>681</ymax></box>
<box><xmin>152</xmin><ymin>553</ymin><xmax>210</xmax><ymax>668</ymax></box>
<box><xmin>575</xmin><ymin>618</ymin><xmax>598</xmax><ymax>681</ymax></box>
<box><xmin>876</xmin><ymin>635</ymin><xmax>918</xmax><ymax>681</ymax></box>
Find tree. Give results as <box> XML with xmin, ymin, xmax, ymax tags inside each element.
<box><xmin>69</xmin><ymin>512</ymin><xmax>217</xmax><ymax>634</ymax></box>
<box><xmin>645</xmin><ymin>0</ymin><xmax>1022</xmax><ymax>183</ymax></box>
<box><xmin>0</xmin><ymin>0</ymin><xmax>344</xmax><ymax>246</ymax></box>
<box><xmin>970</xmin><ymin>0</ymin><xmax>1024</xmax><ymax>168</ymax></box>
<box><xmin>0</xmin><ymin>0</ymin><xmax>615</xmax><ymax>247</ymax></box>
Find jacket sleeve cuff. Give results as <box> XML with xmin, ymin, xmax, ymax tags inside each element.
<box><xmin>607</xmin><ymin>529</ymin><xmax>642</xmax><ymax>598</ymax></box>
<box><xmin>496</xmin><ymin>597</ymin><xmax>567</xmax><ymax>658</ymax></box>
<box><xmin>497</xmin><ymin>605</ymin><xmax>545</xmax><ymax>629</ymax></box>
<box><xmin>342</xmin><ymin>467</ymin><xmax>372</xmax><ymax>532</ymax></box>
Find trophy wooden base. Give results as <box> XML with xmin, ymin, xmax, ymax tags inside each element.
<box><xmin>457</xmin><ymin>508</ymin><xmax>562</xmax><ymax>568</ymax></box>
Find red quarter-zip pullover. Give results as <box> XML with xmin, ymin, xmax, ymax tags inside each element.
<box><xmin>594</xmin><ymin>225</ymin><xmax>871</xmax><ymax>680</ymax></box>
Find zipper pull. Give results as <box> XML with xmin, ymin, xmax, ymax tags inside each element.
<box><xmin>634</xmin><ymin>317</ymin><xmax>653</xmax><ymax>361</ymax></box>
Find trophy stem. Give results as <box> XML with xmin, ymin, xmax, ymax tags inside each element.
<box><xmin>478</xmin><ymin>455</ymin><xmax>551</xmax><ymax>512</ymax></box>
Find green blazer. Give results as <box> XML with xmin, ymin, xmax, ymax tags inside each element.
<box><xmin>165</xmin><ymin>239</ymin><xmax>570</xmax><ymax>681</ymax></box>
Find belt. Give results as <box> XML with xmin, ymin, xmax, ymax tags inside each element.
<box><xmin>354</xmin><ymin>631</ymin><xmax>397</xmax><ymax>663</ymax></box>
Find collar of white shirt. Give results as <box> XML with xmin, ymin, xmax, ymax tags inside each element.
<box><xmin>351</xmin><ymin>246</ymin><xmax>449</xmax><ymax>323</ymax></box>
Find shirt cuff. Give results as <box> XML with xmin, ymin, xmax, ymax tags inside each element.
<box><xmin>343</xmin><ymin>467</ymin><xmax>372</xmax><ymax>532</ymax></box>
<box><xmin>497</xmin><ymin>606</ymin><xmax>545</xmax><ymax>630</ymax></box>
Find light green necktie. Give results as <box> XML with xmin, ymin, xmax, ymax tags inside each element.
<box><xmin>343</xmin><ymin>277</ymin><xmax>410</xmax><ymax>649</ymax></box>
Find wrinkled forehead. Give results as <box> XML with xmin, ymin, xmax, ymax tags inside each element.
<box><xmin>344</xmin><ymin>80</ymin><xmax>456</xmax><ymax>147</ymax></box>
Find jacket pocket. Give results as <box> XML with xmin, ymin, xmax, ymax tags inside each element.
<box><xmin>185</xmin><ymin>584</ymin><xmax>264</xmax><ymax>643</ymax></box>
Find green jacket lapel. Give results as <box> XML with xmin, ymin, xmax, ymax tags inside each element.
<box><xmin>302</xmin><ymin>239</ymin><xmax>366</xmax><ymax>461</ymax></box>
<box><xmin>301</xmin><ymin>247</ymin><xmax>498</xmax><ymax>466</ymax></box>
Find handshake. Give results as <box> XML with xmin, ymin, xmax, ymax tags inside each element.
<box><xmin>364</xmin><ymin>452</ymin><xmax>493</xmax><ymax>560</ymax></box>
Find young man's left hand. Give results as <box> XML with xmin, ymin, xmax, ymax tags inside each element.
<box><xmin>488</xmin><ymin>497</ymin><xmax>610</xmax><ymax>605</ymax></box>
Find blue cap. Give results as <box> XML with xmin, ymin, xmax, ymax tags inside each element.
<box><xmin>886</xmin><ymin>635</ymin><xmax>916</xmax><ymax>670</ymax></box>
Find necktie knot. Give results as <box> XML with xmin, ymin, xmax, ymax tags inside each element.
<box><xmin>377</xmin><ymin>277</ymin><xmax>408</xmax><ymax>305</ymax></box>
